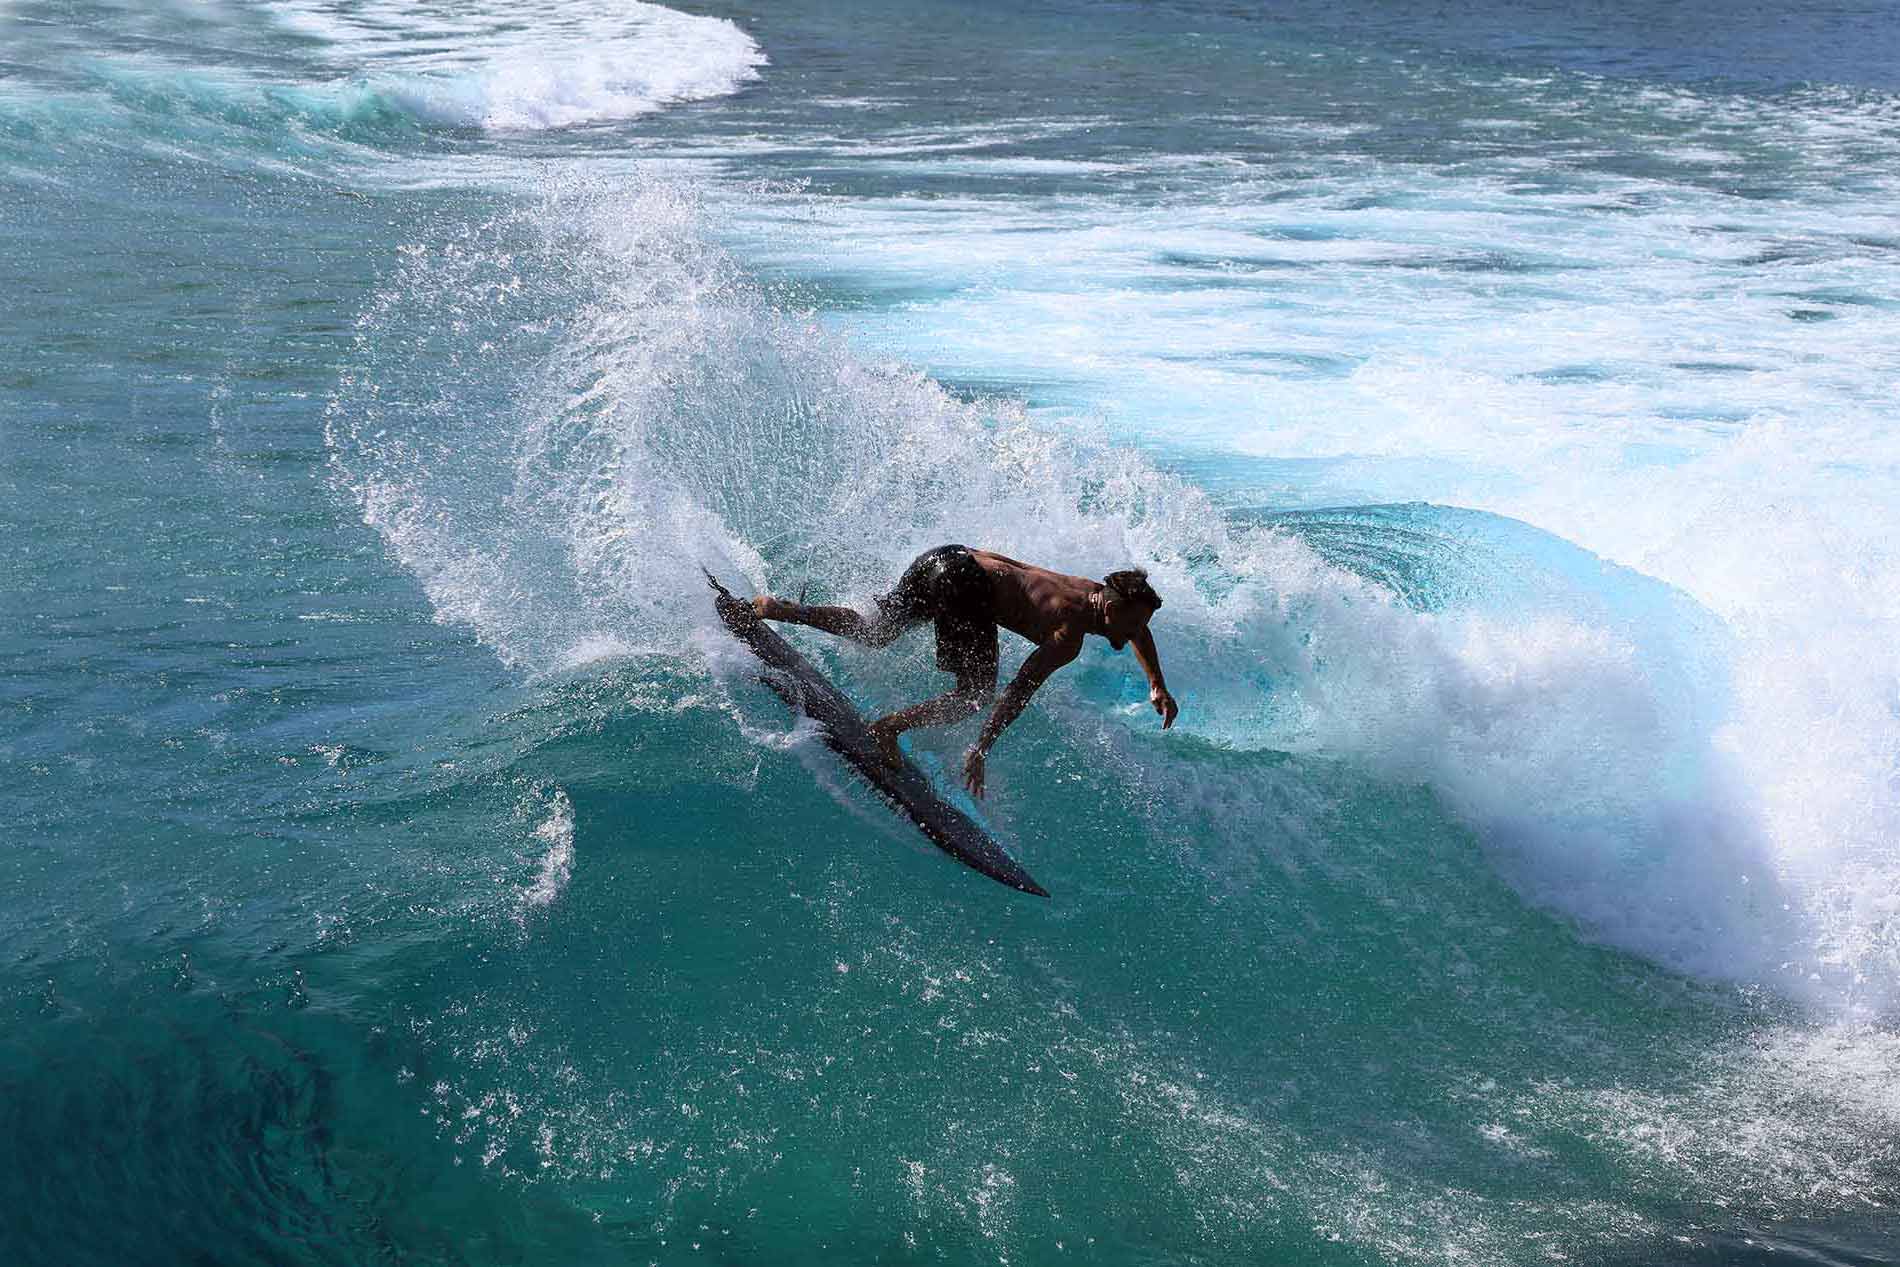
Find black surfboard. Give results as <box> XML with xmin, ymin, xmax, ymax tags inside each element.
<box><xmin>706</xmin><ymin>571</ymin><xmax>1049</xmax><ymax>898</ymax></box>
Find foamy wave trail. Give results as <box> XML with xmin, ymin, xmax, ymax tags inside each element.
<box><xmin>0</xmin><ymin>0</ymin><xmax>764</xmax><ymax>162</ymax></box>
<box><xmin>270</xmin><ymin>0</ymin><xmax>766</xmax><ymax>130</ymax></box>
<box><xmin>322</xmin><ymin>169</ymin><xmax>1900</xmax><ymax>1020</ymax></box>
<box><xmin>515</xmin><ymin>783</ymin><xmax>576</xmax><ymax>915</ymax></box>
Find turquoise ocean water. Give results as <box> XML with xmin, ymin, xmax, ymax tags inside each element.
<box><xmin>5</xmin><ymin>1</ymin><xmax>1900</xmax><ymax>1261</ymax></box>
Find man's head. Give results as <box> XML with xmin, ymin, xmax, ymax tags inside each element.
<box><xmin>1099</xmin><ymin>568</ymin><xmax>1162</xmax><ymax>648</ymax></box>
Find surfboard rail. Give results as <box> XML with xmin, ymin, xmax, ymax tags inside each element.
<box><xmin>706</xmin><ymin>570</ymin><xmax>1049</xmax><ymax>898</ymax></box>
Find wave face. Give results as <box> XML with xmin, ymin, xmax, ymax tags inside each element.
<box><xmin>328</xmin><ymin>169</ymin><xmax>1895</xmax><ymax>1015</ymax></box>
<box><xmin>309</xmin><ymin>171</ymin><xmax>1900</xmax><ymax>1260</ymax></box>
<box><xmin>7</xmin><ymin>1</ymin><xmax>1900</xmax><ymax>1265</ymax></box>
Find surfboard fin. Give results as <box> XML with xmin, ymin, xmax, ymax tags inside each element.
<box><xmin>702</xmin><ymin>567</ymin><xmax>758</xmax><ymax>627</ymax></box>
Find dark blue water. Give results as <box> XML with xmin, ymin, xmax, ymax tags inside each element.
<box><xmin>6</xmin><ymin>1</ymin><xmax>1899</xmax><ymax>1262</ymax></box>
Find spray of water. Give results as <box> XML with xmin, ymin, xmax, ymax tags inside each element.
<box><xmin>326</xmin><ymin>168</ymin><xmax>1896</xmax><ymax>1017</ymax></box>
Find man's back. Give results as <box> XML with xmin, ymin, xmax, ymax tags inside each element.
<box><xmin>969</xmin><ymin>550</ymin><xmax>1097</xmax><ymax>646</ymax></box>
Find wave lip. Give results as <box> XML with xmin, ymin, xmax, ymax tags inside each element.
<box><xmin>278</xmin><ymin>0</ymin><xmax>767</xmax><ymax>130</ymax></box>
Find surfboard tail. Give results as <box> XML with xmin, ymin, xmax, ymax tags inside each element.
<box><xmin>703</xmin><ymin>566</ymin><xmax>744</xmax><ymax>615</ymax></box>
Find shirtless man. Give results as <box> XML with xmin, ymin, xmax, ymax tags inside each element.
<box><xmin>752</xmin><ymin>545</ymin><xmax>1177</xmax><ymax>798</ymax></box>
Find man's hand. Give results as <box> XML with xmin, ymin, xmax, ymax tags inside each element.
<box><xmin>962</xmin><ymin>746</ymin><xmax>987</xmax><ymax>799</ymax></box>
<box><xmin>1151</xmin><ymin>687</ymin><xmax>1178</xmax><ymax>729</ymax></box>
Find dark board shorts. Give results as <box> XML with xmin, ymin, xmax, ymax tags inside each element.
<box><xmin>873</xmin><ymin>545</ymin><xmax>999</xmax><ymax>682</ymax></box>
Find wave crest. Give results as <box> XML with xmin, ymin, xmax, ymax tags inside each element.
<box><xmin>272</xmin><ymin>0</ymin><xmax>765</xmax><ymax>130</ymax></box>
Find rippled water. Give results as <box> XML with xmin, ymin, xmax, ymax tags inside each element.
<box><xmin>5</xmin><ymin>1</ymin><xmax>1899</xmax><ymax>1262</ymax></box>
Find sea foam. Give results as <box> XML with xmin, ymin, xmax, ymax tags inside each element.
<box><xmin>271</xmin><ymin>0</ymin><xmax>765</xmax><ymax>130</ymax></box>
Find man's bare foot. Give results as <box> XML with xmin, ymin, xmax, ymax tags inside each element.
<box><xmin>869</xmin><ymin>717</ymin><xmax>904</xmax><ymax>768</ymax></box>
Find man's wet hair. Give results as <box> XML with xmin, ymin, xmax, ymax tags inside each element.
<box><xmin>1103</xmin><ymin>568</ymin><xmax>1162</xmax><ymax>611</ymax></box>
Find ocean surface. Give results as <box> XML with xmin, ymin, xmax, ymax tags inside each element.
<box><xmin>5</xmin><ymin>1</ymin><xmax>1900</xmax><ymax>1262</ymax></box>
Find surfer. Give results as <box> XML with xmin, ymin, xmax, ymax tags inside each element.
<box><xmin>751</xmin><ymin>546</ymin><xmax>1176</xmax><ymax>798</ymax></box>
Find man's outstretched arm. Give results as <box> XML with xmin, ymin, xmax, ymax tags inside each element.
<box><xmin>1129</xmin><ymin>627</ymin><xmax>1178</xmax><ymax>728</ymax></box>
<box><xmin>964</xmin><ymin>635</ymin><xmax>1080</xmax><ymax>797</ymax></box>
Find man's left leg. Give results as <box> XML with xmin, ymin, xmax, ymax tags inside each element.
<box><xmin>869</xmin><ymin>624</ymin><xmax>997</xmax><ymax>767</ymax></box>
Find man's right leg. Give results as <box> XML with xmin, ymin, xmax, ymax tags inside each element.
<box><xmin>754</xmin><ymin>547</ymin><xmax>946</xmax><ymax>648</ymax></box>
<box><xmin>753</xmin><ymin>597</ymin><xmax>904</xmax><ymax>646</ymax></box>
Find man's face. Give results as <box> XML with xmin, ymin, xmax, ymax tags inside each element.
<box><xmin>1102</xmin><ymin>595</ymin><xmax>1154</xmax><ymax>649</ymax></box>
